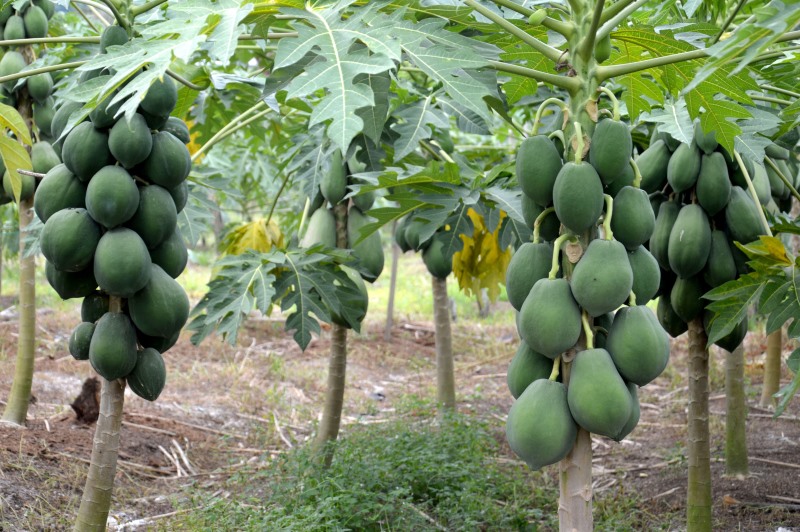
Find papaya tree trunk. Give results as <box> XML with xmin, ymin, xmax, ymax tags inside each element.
<box><xmin>432</xmin><ymin>275</ymin><xmax>455</xmax><ymax>411</ymax></box>
<box><xmin>725</xmin><ymin>344</ymin><xmax>748</xmax><ymax>477</ymax></box>
<box><xmin>314</xmin><ymin>202</ymin><xmax>349</xmax><ymax>465</ymax></box>
<box><xmin>384</xmin><ymin>220</ymin><xmax>399</xmax><ymax>342</ymax></box>
<box><xmin>761</xmin><ymin>329</ymin><xmax>781</xmax><ymax>407</ymax></box>
<box><xmin>687</xmin><ymin>317</ymin><xmax>712</xmax><ymax>531</ymax></box>
<box><xmin>74</xmin><ymin>297</ymin><xmax>125</xmax><ymax>531</ymax></box>
<box><xmin>0</xmin><ymin>225</ymin><xmax>4</xmax><ymax>298</ymax></box>
<box><xmin>2</xmin><ymin>199</ymin><xmax>36</xmax><ymax>425</ymax></box>
<box><xmin>558</xmin><ymin>357</ymin><xmax>592</xmax><ymax>530</ymax></box>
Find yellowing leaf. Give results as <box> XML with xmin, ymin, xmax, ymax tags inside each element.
<box><xmin>221</xmin><ymin>217</ymin><xmax>285</xmax><ymax>256</ymax></box>
<box><xmin>452</xmin><ymin>208</ymin><xmax>513</xmax><ymax>303</ymax></box>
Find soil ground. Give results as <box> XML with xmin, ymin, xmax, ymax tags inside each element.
<box><xmin>1</xmin><ymin>266</ymin><xmax>799</xmax><ymax>531</ymax></box>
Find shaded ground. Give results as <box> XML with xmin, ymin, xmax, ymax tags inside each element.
<box><xmin>1</xmin><ymin>292</ymin><xmax>799</xmax><ymax>530</ymax></box>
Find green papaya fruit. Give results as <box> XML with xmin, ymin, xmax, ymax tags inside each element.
<box><xmin>766</xmin><ymin>162</ymin><xmax>789</xmax><ymax>200</ymax></box>
<box><xmin>90</xmin><ymin>91</ymin><xmax>123</xmax><ymax>129</ymax></box>
<box><xmin>652</xmin><ymin>129</ymin><xmax>681</xmax><ymax>152</ymax></box>
<box><xmin>85</xmin><ymin>166</ymin><xmax>139</xmax><ymax>228</ymax></box>
<box><xmin>610</xmin><ymin>186</ymin><xmax>655</xmax><ymax>250</ymax></box>
<box><xmin>33</xmin><ymin>164</ymin><xmax>86</xmax><ymax>223</ymax></box>
<box><xmin>703</xmin><ymin>230</ymin><xmax>737</xmax><ymax>288</ymax></box>
<box><xmin>751</xmin><ymin>163</ymin><xmax>772</xmax><ymax>205</ymax></box>
<box><xmin>670</xmin><ymin>276</ymin><xmax>706</xmax><ymax>322</ymax></box>
<box><xmin>589</xmin><ymin>119</ymin><xmax>632</xmax><ymax>185</ymax></box>
<box><xmin>704</xmin><ymin>312</ymin><xmax>748</xmax><ymax>352</ymax></box>
<box><xmin>570</xmin><ymin>239</ymin><xmax>633</xmax><ymax>317</ymax></box>
<box><xmin>34</xmin><ymin>0</ymin><xmax>55</xmax><ymax>19</ymax></box>
<box><xmin>330</xmin><ymin>265</ymin><xmax>368</xmax><ymax>328</ymax></box>
<box><xmin>403</xmin><ymin>218</ymin><xmax>431</xmax><ymax>252</ymax></box>
<box><xmin>552</xmin><ymin>162</ymin><xmax>604</xmax><ymax>234</ymax></box>
<box><xmin>3</xmin><ymin>16</ymin><xmax>26</xmax><ymax>42</ymax></box>
<box><xmin>126</xmin><ymin>185</ymin><xmax>178</xmax><ymax>249</ymax></box>
<box><xmin>347</xmin><ymin>207</ymin><xmax>384</xmax><ymax>282</ymax></box>
<box><xmin>765</xmin><ymin>142</ymin><xmax>791</xmax><ymax>160</ymax></box>
<box><xmin>650</xmin><ymin>200</ymin><xmax>680</xmax><ymax>270</ymax></box>
<box><xmin>606</xmin><ymin>305</ymin><xmax>670</xmax><ymax>386</ymax></box>
<box><xmin>693</xmin><ymin>121</ymin><xmax>718</xmax><ymax>155</ymax></box>
<box><xmin>728</xmin><ymin>155</ymin><xmax>754</xmax><ymax>188</ymax></box>
<box><xmin>666</xmin><ymin>142</ymin><xmax>702</xmax><ymax>193</ymax></box>
<box><xmin>321</xmin><ymin>150</ymin><xmax>347</xmax><ymax>205</ymax></box>
<box><xmin>636</xmin><ymin>139</ymin><xmax>671</xmax><ymax>193</ymax></box>
<box><xmin>31</xmin><ymin>141</ymin><xmax>61</xmax><ymax>174</ymax></box>
<box><xmin>516</xmin><ymin>135</ymin><xmax>562</xmax><ymax>207</ymax></box>
<box><xmin>300</xmin><ymin>207</ymin><xmax>336</xmax><ymax>248</ymax></box>
<box><xmin>667</xmin><ymin>204</ymin><xmax>712</xmax><ymax>278</ymax></box>
<box><xmin>696</xmin><ymin>152</ymin><xmax>731</xmax><ymax>216</ymax></box>
<box><xmin>505</xmin><ymin>242</ymin><xmax>553</xmax><ymax>311</ymax></box>
<box><xmin>3</xmin><ymin>169</ymin><xmax>35</xmax><ymax>202</ymax></box>
<box><xmin>40</xmin><ymin>208</ymin><xmax>101</xmax><ymax>272</ymax></box>
<box><xmin>100</xmin><ymin>25</ymin><xmax>129</xmax><ymax>53</ymax></box>
<box><xmin>69</xmin><ymin>322</ymin><xmax>95</xmax><ymax>361</ymax></box>
<box><xmin>89</xmin><ymin>312</ymin><xmax>138</xmax><ymax>380</ymax></box>
<box><xmin>394</xmin><ymin>217</ymin><xmax>411</xmax><ymax>252</ymax></box>
<box><xmin>628</xmin><ymin>245</ymin><xmax>660</xmax><ymax>304</ymax></box>
<box><xmin>521</xmin><ymin>197</ymin><xmax>560</xmax><ymax>240</ymax></box>
<box><xmin>81</xmin><ymin>292</ymin><xmax>109</xmax><ymax>323</ymax></box>
<box><xmin>657</xmin><ymin>293</ymin><xmax>688</xmax><ymax>338</ymax></box>
<box><xmin>127</xmin><ymin>348</ymin><xmax>167</xmax><ymax>401</ymax></box>
<box><xmin>128</xmin><ymin>264</ymin><xmax>190</xmax><ymax>338</ymax></box>
<box><xmin>0</xmin><ymin>51</ymin><xmax>26</xmax><ymax>91</ymax></box>
<box><xmin>567</xmin><ymin>348</ymin><xmax>632</xmax><ymax>438</ymax></box>
<box><xmin>168</xmin><ymin>181</ymin><xmax>189</xmax><ymax>214</ymax></box>
<box><xmin>109</xmin><ymin>114</ymin><xmax>154</xmax><ymax>168</ymax></box>
<box><xmin>140</xmin><ymin>76</ymin><xmax>178</xmax><ymax>118</ymax></box>
<box><xmin>0</xmin><ymin>5</ymin><xmax>12</xmax><ymax>24</ymax></box>
<box><xmin>594</xmin><ymin>34</ymin><xmax>612</xmax><ymax>63</ymax></box>
<box><xmin>23</xmin><ymin>5</ymin><xmax>48</xmax><ymax>38</ymax></box>
<box><xmin>51</xmin><ymin>101</ymin><xmax>82</xmax><ymax>141</ymax></box>
<box><xmin>422</xmin><ymin>234</ymin><xmax>452</xmax><ymax>280</ymax></box>
<box><xmin>140</xmin><ymin>131</ymin><xmax>191</xmax><ymax>189</ymax></box>
<box><xmin>45</xmin><ymin>261</ymin><xmax>98</xmax><ymax>300</ymax></box>
<box><xmin>62</xmin><ymin>122</ymin><xmax>113</xmax><ymax>181</ymax></box>
<box><xmin>604</xmin><ymin>160</ymin><xmax>635</xmax><ymax>196</ymax></box>
<box><xmin>148</xmin><ymin>228</ymin><xmax>188</xmax><ymax>279</ymax></box>
<box><xmin>519</xmin><ymin>278</ymin><xmax>582</xmax><ymax>358</ymax></box>
<box><xmin>507</xmin><ymin>341</ymin><xmax>553</xmax><ymax>399</ymax></box>
<box><xmin>162</xmin><ymin>116</ymin><xmax>191</xmax><ymax>145</ymax></box>
<box><xmin>33</xmin><ymin>97</ymin><xmax>55</xmax><ymax>137</ymax></box>
<box><xmin>353</xmin><ymin>189</ymin><xmax>375</xmax><ymax>212</ymax></box>
<box><xmin>725</xmin><ymin>187</ymin><xmax>763</xmax><ymax>246</ymax></box>
<box><xmin>27</xmin><ymin>72</ymin><xmax>53</xmax><ymax>103</ymax></box>
<box><xmin>612</xmin><ymin>382</ymin><xmax>640</xmax><ymax>442</ymax></box>
<box><xmin>93</xmin><ymin>228</ymin><xmax>153</xmax><ymax>297</ymax></box>
<box><xmin>506</xmin><ymin>379</ymin><xmax>577</xmax><ymax>470</ymax></box>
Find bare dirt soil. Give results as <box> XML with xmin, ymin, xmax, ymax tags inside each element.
<box><xmin>1</xmin><ymin>300</ymin><xmax>799</xmax><ymax>531</ymax></box>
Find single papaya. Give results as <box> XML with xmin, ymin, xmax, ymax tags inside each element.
<box><xmin>552</xmin><ymin>161</ymin><xmax>604</xmax><ymax>234</ymax></box>
<box><xmin>636</xmin><ymin>139</ymin><xmax>671</xmax><ymax>193</ymax></box>
<box><xmin>45</xmin><ymin>261</ymin><xmax>98</xmax><ymax>300</ymax></box>
<box><xmin>594</xmin><ymin>34</ymin><xmax>612</xmax><ymax>63</ymax></box>
<box><xmin>751</xmin><ymin>163</ymin><xmax>772</xmax><ymax>205</ymax></box>
<box><xmin>69</xmin><ymin>322</ymin><xmax>95</xmax><ymax>361</ymax></box>
<box><xmin>93</xmin><ymin>228</ymin><xmax>153</xmax><ymax>297</ymax></box>
<box><xmin>23</xmin><ymin>5</ymin><xmax>48</xmax><ymax>38</ymax></box>
<box><xmin>139</xmin><ymin>109</ymin><xmax>169</xmax><ymax>130</ymax></box>
<box><xmin>589</xmin><ymin>119</ymin><xmax>632</xmax><ymax>185</ymax></box>
<box><xmin>127</xmin><ymin>348</ymin><xmax>167</xmax><ymax>401</ymax></box>
<box><xmin>628</xmin><ymin>245</ymin><xmax>660</xmax><ymax>304</ymax></box>
<box><xmin>657</xmin><ymin>293</ymin><xmax>688</xmax><ymax>338</ymax></box>
<box><xmin>90</xmin><ymin>91</ymin><xmax>123</xmax><ymax>129</ymax></box>
<box><xmin>320</xmin><ymin>150</ymin><xmax>347</xmax><ymax>205</ymax></box>
<box><xmin>703</xmin><ymin>230</ymin><xmax>737</xmax><ymax>288</ymax></box>
<box><xmin>505</xmin><ymin>241</ymin><xmax>553</xmax><ymax>311</ymax></box>
<box><xmin>604</xmin><ymin>161</ymin><xmax>635</xmax><ymax>197</ymax></box>
<box><xmin>3</xmin><ymin>16</ymin><xmax>25</xmax><ymax>42</ymax></box>
<box><xmin>670</xmin><ymin>275</ymin><xmax>706</xmax><ymax>322</ymax></box>
<box><xmin>140</xmin><ymin>76</ymin><xmax>178</xmax><ymax>118</ymax></box>
<box><xmin>31</xmin><ymin>141</ymin><xmax>60</xmax><ymax>174</ymax></box>
<box><xmin>330</xmin><ymin>265</ymin><xmax>369</xmax><ymax>328</ymax></box>
<box><xmin>394</xmin><ymin>217</ymin><xmax>411</xmax><ymax>252</ymax></box>
<box><xmin>85</xmin><ymin>166</ymin><xmax>139</xmax><ymax>228</ymax></box>
<box><xmin>300</xmin><ymin>207</ymin><xmax>336</xmax><ymax>248</ymax></box>
<box><xmin>100</xmin><ymin>25</ymin><xmax>128</xmax><ymax>53</ymax></box>
<box><xmin>507</xmin><ymin>341</ymin><xmax>553</xmax><ymax>399</ymax></box>
<box><xmin>696</xmin><ymin>152</ymin><xmax>731</xmax><ymax>216</ymax></box>
<box><xmin>693</xmin><ymin>120</ymin><xmax>718</xmax><ymax>155</ymax></box>
<box><xmin>149</xmin><ymin>228</ymin><xmax>188</xmax><ymax>279</ymax></box>
<box><xmin>650</xmin><ymin>200</ymin><xmax>680</xmax><ymax>270</ymax></box>
<box><xmin>567</xmin><ymin>348</ymin><xmax>632</xmax><ymax>438</ymax></box>
<box><xmin>765</xmin><ymin>142</ymin><xmax>790</xmax><ymax>160</ymax></box>
<box><xmin>168</xmin><ymin>181</ymin><xmax>189</xmax><ymax>214</ymax></box>
<box><xmin>519</xmin><ymin>278</ymin><xmax>582</xmax><ymax>358</ymax></box>
<box><xmin>126</xmin><ymin>185</ymin><xmax>178</xmax><ymax>249</ymax></box>
<box><xmin>766</xmin><ymin>162</ymin><xmax>789</xmax><ymax>200</ymax></box>
<box><xmin>109</xmin><ymin>114</ymin><xmax>154</xmax><ymax>168</ymax></box>
<box><xmin>666</xmin><ymin>142</ymin><xmax>702</xmax><ymax>193</ymax></box>
<box><xmin>128</xmin><ymin>264</ymin><xmax>190</xmax><ymax>338</ymax></box>
<box><xmin>570</xmin><ymin>239</ymin><xmax>633</xmax><ymax>317</ymax></box>
<box><xmin>33</xmin><ymin>164</ymin><xmax>86</xmax><ymax>223</ymax></box>
<box><xmin>62</xmin><ymin>122</ymin><xmax>113</xmax><ymax>181</ymax></box>
<box><xmin>0</xmin><ymin>5</ymin><xmax>12</xmax><ymax>24</ymax></box>
<box><xmin>353</xmin><ymin>189</ymin><xmax>375</xmax><ymax>212</ymax></box>
<box><xmin>725</xmin><ymin>186</ymin><xmax>763</xmax><ymax>245</ymax></box>
<box><xmin>516</xmin><ymin>135</ymin><xmax>562</xmax><ymax>207</ymax></box>
<box><xmin>403</xmin><ymin>218</ymin><xmax>431</xmax><ymax>252</ymax></box>
<box><xmin>347</xmin><ymin>207</ymin><xmax>384</xmax><ymax>282</ymax></box>
<box><xmin>137</xmin><ymin>329</ymin><xmax>180</xmax><ymax>353</ymax></box>
<box><xmin>606</xmin><ymin>305</ymin><xmax>670</xmax><ymax>386</ymax></box>
<box><xmin>33</xmin><ymin>0</ymin><xmax>55</xmax><ymax>19</ymax></box>
<box><xmin>704</xmin><ymin>312</ymin><xmax>748</xmax><ymax>352</ymax></box>
<box><xmin>612</xmin><ymin>382</ymin><xmax>640</xmax><ymax>442</ymax></box>
<box><xmin>81</xmin><ymin>292</ymin><xmax>109</xmax><ymax>323</ymax></box>
<box><xmin>51</xmin><ymin>101</ymin><xmax>82</xmax><ymax>141</ymax></box>
<box><xmin>610</xmin><ymin>186</ymin><xmax>655</xmax><ymax>250</ymax></box>
<box><xmin>27</xmin><ymin>72</ymin><xmax>53</xmax><ymax>103</ymax></box>
<box><xmin>506</xmin><ymin>379</ymin><xmax>577</xmax><ymax>470</ymax></box>
<box><xmin>667</xmin><ymin>204</ymin><xmax>711</xmax><ymax>278</ymax></box>
<box><xmin>139</xmin><ymin>131</ymin><xmax>191</xmax><ymax>189</ymax></box>
<box><xmin>89</xmin><ymin>312</ymin><xmax>138</xmax><ymax>381</ymax></box>
<box><xmin>421</xmin><ymin>234</ymin><xmax>451</xmax><ymax>280</ymax></box>
<box><xmin>162</xmin><ymin>116</ymin><xmax>191</xmax><ymax>144</ymax></box>
<box><xmin>40</xmin><ymin>208</ymin><xmax>101</xmax><ymax>272</ymax></box>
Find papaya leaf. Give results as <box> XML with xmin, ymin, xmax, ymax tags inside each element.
<box><xmin>391</xmin><ymin>96</ymin><xmax>449</xmax><ymax>160</ymax></box>
<box><xmin>0</xmin><ymin>136</ymin><xmax>32</xmax><ymax>203</ymax></box>
<box><xmin>178</xmin><ymin>182</ymin><xmax>217</xmax><ymax>248</ymax></box>
<box><xmin>773</xmin><ymin>369</ymin><xmax>800</xmax><ymax>418</ymax></box>
<box><xmin>641</xmin><ymin>101</ymin><xmax>694</xmax><ymax>145</ymax></box>
<box><xmin>704</xmin><ymin>274</ymin><xmax>763</xmax><ymax>346</ymax></box>
<box><xmin>169</xmin><ymin>0</ymin><xmax>253</xmax><ymax>66</ymax></box>
<box><xmin>788</xmin><ymin>348</ymin><xmax>800</xmax><ymax>374</ymax></box>
<box><xmin>733</xmin><ymin>107</ymin><xmax>781</xmax><ymax>163</ymax></box>
<box><xmin>758</xmin><ymin>278</ymin><xmax>792</xmax><ymax>315</ymax></box>
<box><xmin>354</xmin><ymin>71</ymin><xmax>392</xmax><ymax>145</ymax></box>
<box><xmin>0</xmin><ymin>103</ymin><xmax>31</xmax><ymax>146</ymax></box>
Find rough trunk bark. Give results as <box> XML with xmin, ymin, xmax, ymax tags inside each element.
<box><xmin>687</xmin><ymin>318</ymin><xmax>712</xmax><ymax>531</ymax></box>
<box><xmin>384</xmin><ymin>220</ymin><xmax>399</xmax><ymax>342</ymax></box>
<box><xmin>432</xmin><ymin>275</ymin><xmax>455</xmax><ymax>411</ymax></box>
<box><xmin>725</xmin><ymin>344</ymin><xmax>748</xmax><ymax>477</ymax></box>
<box><xmin>761</xmin><ymin>329</ymin><xmax>781</xmax><ymax>407</ymax></box>
<box><xmin>74</xmin><ymin>297</ymin><xmax>124</xmax><ymax>531</ymax></box>
<box><xmin>2</xmin><ymin>199</ymin><xmax>36</xmax><ymax>425</ymax></box>
<box><xmin>314</xmin><ymin>323</ymin><xmax>348</xmax><ymax>465</ymax></box>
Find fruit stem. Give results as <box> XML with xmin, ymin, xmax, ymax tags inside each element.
<box><xmin>629</xmin><ymin>158</ymin><xmax>643</xmax><ymax>188</ymax></box>
<box><xmin>628</xmin><ymin>290</ymin><xmax>637</xmax><ymax>306</ymax></box>
<box><xmin>548</xmin><ymin>233</ymin><xmax>573</xmax><ymax>279</ymax></box>
<box><xmin>549</xmin><ymin>354</ymin><xmax>561</xmax><ymax>381</ymax></box>
<box><xmin>581</xmin><ymin>311</ymin><xmax>594</xmax><ymax>349</ymax></box>
<box><xmin>766</xmin><ymin>157</ymin><xmax>800</xmax><ymax>204</ymax></box>
<box><xmin>166</xmin><ymin>69</ymin><xmax>206</xmax><ymax>91</ymax></box>
<box><xmin>548</xmin><ymin>130</ymin><xmax>568</xmax><ymax>159</ymax></box>
<box><xmin>572</xmin><ymin>122</ymin><xmax>584</xmax><ymax>164</ymax></box>
<box><xmin>596</xmin><ymin>86</ymin><xmax>620</xmax><ymax>121</ymax></box>
<box><xmin>532</xmin><ymin>206</ymin><xmax>555</xmax><ymax>243</ymax></box>
<box><xmin>733</xmin><ymin>151</ymin><xmax>772</xmax><ymax>236</ymax></box>
<box><xmin>602</xmin><ymin>194</ymin><xmax>614</xmax><ymax>240</ymax></box>
<box><xmin>298</xmin><ymin>196</ymin><xmax>312</xmax><ymax>237</ymax></box>
<box><xmin>532</xmin><ymin>98</ymin><xmax>568</xmax><ymax>136</ymax></box>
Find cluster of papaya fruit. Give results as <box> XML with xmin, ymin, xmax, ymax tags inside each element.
<box><xmin>300</xmin><ymin>150</ymin><xmax>384</xmax><ymax>327</ymax></box>
<box><xmin>641</xmin><ymin>122</ymin><xmax>795</xmax><ymax>345</ymax></box>
<box><xmin>0</xmin><ymin>0</ymin><xmax>53</xmax><ymax>41</ymax></box>
<box><xmin>38</xmin><ymin>26</ymin><xmax>192</xmax><ymax>402</ymax></box>
<box><xmin>395</xmin><ymin>215</ymin><xmax>453</xmax><ymax>280</ymax></box>
<box><xmin>504</xmin><ymin>107</ymin><xmax>671</xmax><ymax>470</ymax></box>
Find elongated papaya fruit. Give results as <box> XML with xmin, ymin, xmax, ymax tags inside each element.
<box><xmin>703</xmin><ymin>230</ymin><xmax>737</xmax><ymax>288</ymax></box>
<box><xmin>725</xmin><ymin>186</ymin><xmax>763</xmax><ymax>245</ymax></box>
<box><xmin>610</xmin><ymin>186</ymin><xmax>655</xmax><ymax>250</ymax></box>
<box><xmin>567</xmin><ymin>348</ymin><xmax>632</xmax><ymax>438</ymax></box>
<box><xmin>667</xmin><ymin>204</ymin><xmax>711</xmax><ymax>278</ymax></box>
<box><xmin>589</xmin><ymin>119</ymin><xmax>632</xmax><ymax>185</ymax></box>
<box><xmin>516</xmin><ymin>135</ymin><xmax>562</xmax><ymax>207</ymax></box>
<box><xmin>570</xmin><ymin>239</ymin><xmax>633</xmax><ymax>317</ymax></box>
<box><xmin>666</xmin><ymin>142</ymin><xmax>702</xmax><ymax>193</ymax></box>
<box><xmin>636</xmin><ymin>139</ymin><xmax>671</xmax><ymax>193</ymax></box>
<box><xmin>321</xmin><ymin>150</ymin><xmax>347</xmax><ymax>205</ymax></box>
<box><xmin>519</xmin><ymin>278</ymin><xmax>581</xmax><ymax>358</ymax></box>
<box><xmin>552</xmin><ymin>161</ymin><xmax>604</xmax><ymax>234</ymax></box>
<box><xmin>505</xmin><ymin>241</ymin><xmax>553</xmax><ymax>311</ymax></box>
<box><xmin>696</xmin><ymin>152</ymin><xmax>731</xmax><ymax>216</ymax></box>
<box><xmin>606</xmin><ymin>305</ymin><xmax>670</xmax><ymax>386</ymax></box>
<box><xmin>693</xmin><ymin>120</ymin><xmax>718</xmax><ymax>155</ymax></box>
<box><xmin>649</xmin><ymin>200</ymin><xmax>680</xmax><ymax>270</ymax></box>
